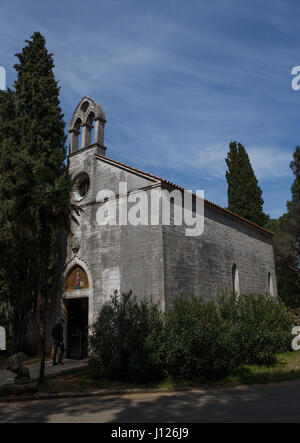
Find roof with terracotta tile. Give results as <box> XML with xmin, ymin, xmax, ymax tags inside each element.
<box><xmin>95</xmin><ymin>153</ymin><xmax>274</xmax><ymax>237</ymax></box>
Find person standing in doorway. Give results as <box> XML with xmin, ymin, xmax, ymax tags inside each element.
<box><xmin>52</xmin><ymin>319</ymin><xmax>65</xmax><ymax>366</ymax></box>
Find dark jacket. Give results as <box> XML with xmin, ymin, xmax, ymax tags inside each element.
<box><xmin>52</xmin><ymin>323</ymin><xmax>64</xmax><ymax>342</ymax></box>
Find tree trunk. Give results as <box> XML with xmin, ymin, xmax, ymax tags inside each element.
<box><xmin>11</xmin><ymin>311</ymin><xmax>18</xmax><ymax>355</ymax></box>
<box><xmin>38</xmin><ymin>288</ymin><xmax>47</xmax><ymax>383</ymax></box>
<box><xmin>38</xmin><ymin>227</ymin><xmax>51</xmax><ymax>384</ymax></box>
<box><xmin>11</xmin><ymin>308</ymin><xmax>22</xmax><ymax>355</ymax></box>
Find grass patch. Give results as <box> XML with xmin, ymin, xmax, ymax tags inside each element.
<box><xmin>40</xmin><ymin>370</ymin><xmax>177</xmax><ymax>395</ymax></box>
<box><xmin>39</xmin><ymin>351</ymin><xmax>300</xmax><ymax>395</ymax></box>
<box><xmin>221</xmin><ymin>351</ymin><xmax>300</xmax><ymax>385</ymax></box>
<box><xmin>2</xmin><ymin>351</ymin><xmax>300</xmax><ymax>395</ymax></box>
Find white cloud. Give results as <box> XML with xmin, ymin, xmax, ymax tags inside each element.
<box><xmin>0</xmin><ymin>0</ymin><xmax>298</xmax><ymax>219</ymax></box>
<box><xmin>119</xmin><ymin>120</ymin><xmax>293</xmax><ymax>182</ymax></box>
<box><xmin>248</xmin><ymin>147</ymin><xmax>292</xmax><ymax>180</ymax></box>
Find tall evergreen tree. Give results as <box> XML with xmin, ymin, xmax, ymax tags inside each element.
<box><xmin>0</xmin><ymin>89</ymin><xmax>39</xmax><ymax>353</ymax></box>
<box><xmin>288</xmin><ymin>146</ymin><xmax>300</xmax><ymax>214</ymax></box>
<box><xmin>226</xmin><ymin>141</ymin><xmax>266</xmax><ymax>226</ymax></box>
<box><xmin>283</xmin><ymin>146</ymin><xmax>300</xmax><ymax>274</ymax></box>
<box><xmin>273</xmin><ymin>147</ymin><xmax>300</xmax><ymax>307</ymax></box>
<box><xmin>11</xmin><ymin>32</ymin><xmax>70</xmax><ymax>380</ymax></box>
<box><xmin>14</xmin><ymin>32</ymin><xmax>66</xmax><ymax>171</ymax></box>
<box><xmin>0</xmin><ymin>33</ymin><xmax>74</xmax><ymax>369</ymax></box>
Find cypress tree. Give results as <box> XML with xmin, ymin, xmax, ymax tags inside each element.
<box><xmin>0</xmin><ymin>90</ymin><xmax>39</xmax><ymax>353</ymax></box>
<box><xmin>226</xmin><ymin>141</ymin><xmax>266</xmax><ymax>226</ymax></box>
<box><xmin>286</xmin><ymin>146</ymin><xmax>300</xmax><ymax>273</ymax></box>
<box><xmin>0</xmin><ymin>33</ymin><xmax>69</xmax><ymax>358</ymax></box>
<box><xmin>273</xmin><ymin>147</ymin><xmax>300</xmax><ymax>307</ymax></box>
<box><xmin>287</xmin><ymin>146</ymin><xmax>300</xmax><ymax>214</ymax></box>
<box><xmin>14</xmin><ymin>32</ymin><xmax>66</xmax><ymax>171</ymax></box>
<box><xmin>12</xmin><ymin>33</ymin><xmax>68</xmax><ymax>378</ymax></box>
<box><xmin>9</xmin><ymin>33</ymin><xmax>80</xmax><ymax>380</ymax></box>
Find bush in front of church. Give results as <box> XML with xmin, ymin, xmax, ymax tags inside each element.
<box><xmin>163</xmin><ymin>293</ymin><xmax>292</xmax><ymax>380</ymax></box>
<box><xmin>89</xmin><ymin>291</ymin><xmax>164</xmax><ymax>382</ymax></box>
<box><xmin>162</xmin><ymin>294</ymin><xmax>241</xmax><ymax>381</ymax></box>
<box><xmin>232</xmin><ymin>293</ymin><xmax>291</xmax><ymax>366</ymax></box>
<box><xmin>90</xmin><ymin>291</ymin><xmax>291</xmax><ymax>382</ymax></box>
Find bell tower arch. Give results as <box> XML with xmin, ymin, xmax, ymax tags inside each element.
<box><xmin>68</xmin><ymin>97</ymin><xmax>107</xmax><ymax>156</ymax></box>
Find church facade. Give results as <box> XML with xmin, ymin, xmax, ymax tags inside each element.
<box><xmin>46</xmin><ymin>97</ymin><xmax>277</xmax><ymax>358</ymax></box>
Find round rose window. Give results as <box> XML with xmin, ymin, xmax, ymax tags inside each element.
<box><xmin>73</xmin><ymin>173</ymin><xmax>90</xmax><ymax>201</ymax></box>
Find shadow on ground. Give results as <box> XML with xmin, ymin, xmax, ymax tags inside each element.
<box><xmin>1</xmin><ymin>380</ymin><xmax>300</xmax><ymax>423</ymax></box>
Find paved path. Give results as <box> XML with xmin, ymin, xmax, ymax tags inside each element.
<box><xmin>0</xmin><ymin>359</ymin><xmax>88</xmax><ymax>388</ymax></box>
<box><xmin>1</xmin><ymin>380</ymin><xmax>300</xmax><ymax>423</ymax></box>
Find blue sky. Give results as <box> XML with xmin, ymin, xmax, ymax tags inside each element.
<box><xmin>1</xmin><ymin>0</ymin><xmax>300</xmax><ymax>218</ymax></box>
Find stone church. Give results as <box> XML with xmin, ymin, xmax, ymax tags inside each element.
<box><xmin>35</xmin><ymin>96</ymin><xmax>277</xmax><ymax>358</ymax></box>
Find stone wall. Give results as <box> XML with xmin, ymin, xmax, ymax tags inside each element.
<box><xmin>62</xmin><ymin>147</ymin><xmax>165</xmax><ymax>323</ymax></box>
<box><xmin>162</xmin><ymin>198</ymin><xmax>277</xmax><ymax>310</ymax></box>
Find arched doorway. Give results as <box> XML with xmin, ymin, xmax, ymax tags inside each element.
<box><xmin>64</xmin><ymin>265</ymin><xmax>89</xmax><ymax>359</ymax></box>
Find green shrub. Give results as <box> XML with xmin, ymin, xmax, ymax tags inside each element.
<box><xmin>163</xmin><ymin>294</ymin><xmax>240</xmax><ymax>380</ymax></box>
<box><xmin>235</xmin><ymin>293</ymin><xmax>291</xmax><ymax>366</ymax></box>
<box><xmin>164</xmin><ymin>293</ymin><xmax>292</xmax><ymax>380</ymax></box>
<box><xmin>89</xmin><ymin>291</ymin><xmax>164</xmax><ymax>382</ymax></box>
<box><xmin>216</xmin><ymin>292</ymin><xmax>291</xmax><ymax>366</ymax></box>
<box><xmin>288</xmin><ymin>307</ymin><xmax>300</xmax><ymax>326</ymax></box>
<box><xmin>90</xmin><ymin>291</ymin><xmax>292</xmax><ymax>382</ymax></box>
